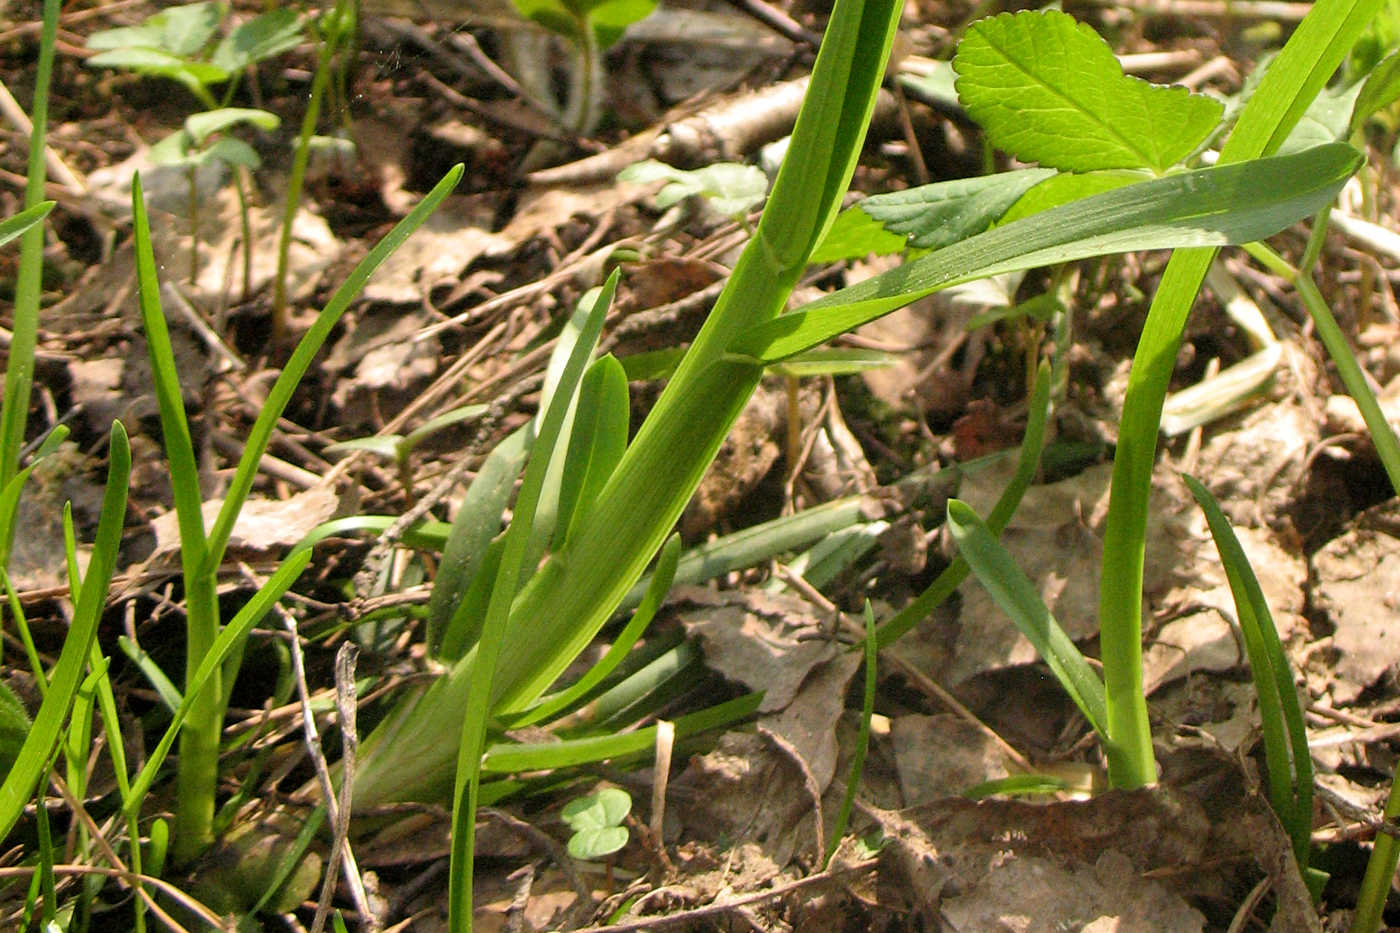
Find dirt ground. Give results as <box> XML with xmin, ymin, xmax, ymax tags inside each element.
<box><xmin>3</xmin><ymin>0</ymin><xmax>1400</xmax><ymax>930</ymax></box>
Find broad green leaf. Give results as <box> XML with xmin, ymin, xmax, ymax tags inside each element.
<box><xmin>620</xmin><ymin>160</ymin><xmax>768</xmax><ymax>219</ymax></box>
<box><xmin>185</xmin><ymin>107</ymin><xmax>280</xmax><ymax>144</ymax></box>
<box><xmin>945</xmin><ymin>499</ymin><xmax>1109</xmax><ymax>739</ymax></box>
<box><xmin>998</xmin><ymin>170</ymin><xmax>1146</xmax><ymax>225</ymax></box>
<box><xmin>86</xmin><ymin>2</ymin><xmax>222</xmax><ymax>58</ymax></box>
<box><xmin>583</xmin><ymin>0</ymin><xmax>657</xmax><ymax>47</ymax></box>
<box><xmin>0</xmin><ymin>202</ymin><xmax>51</xmax><ymax>250</ymax></box>
<box><xmin>511</xmin><ymin>0</ymin><xmax>583</xmax><ymax>43</ymax></box>
<box><xmin>734</xmin><ymin>143</ymin><xmax>1361</xmax><ymax>363</ymax></box>
<box><xmin>1350</xmin><ymin>48</ymin><xmax>1400</xmax><ymax>135</ymax></box>
<box><xmin>809</xmin><ymin>202</ymin><xmax>910</xmax><ymax>263</ymax></box>
<box><xmin>953</xmin><ymin>10</ymin><xmax>1223</xmax><ymax>172</ymax></box>
<box><xmin>211</xmin><ymin>8</ymin><xmax>303</xmax><ymax>73</ymax></box>
<box><xmin>567</xmin><ymin>826</ymin><xmax>628</xmax><ymax>860</ymax></box>
<box><xmin>202</xmin><ymin>136</ymin><xmax>260</xmax><ymax>169</ymax></box>
<box><xmin>86</xmin><ymin>48</ymin><xmax>229</xmax><ymax>86</ymax></box>
<box><xmin>857</xmin><ymin>169</ymin><xmax>1055</xmax><ymax>249</ymax></box>
<box><xmin>1278</xmin><ymin>81</ymin><xmax>1362</xmax><ymax>153</ymax></box>
<box><xmin>561</xmin><ymin>787</ymin><xmax>631</xmax><ymax>832</ymax></box>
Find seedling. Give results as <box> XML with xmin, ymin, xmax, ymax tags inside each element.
<box><xmin>618</xmin><ymin>160</ymin><xmax>770</xmax><ymax>225</ymax></box>
<box><xmin>86</xmin><ymin>3</ymin><xmax>304</xmax><ymax>300</ymax></box>
<box><xmin>561</xmin><ymin>787</ymin><xmax>632</xmax><ymax>861</ymax></box>
<box><xmin>510</xmin><ymin>0</ymin><xmax>657</xmax><ymax>132</ymax></box>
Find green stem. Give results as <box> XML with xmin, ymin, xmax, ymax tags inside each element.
<box><xmin>272</xmin><ymin>3</ymin><xmax>342</xmax><ymax>341</ymax></box>
<box><xmin>1355</xmin><ymin>778</ymin><xmax>1400</xmax><ymax>933</ymax></box>
<box><xmin>0</xmin><ymin>0</ymin><xmax>59</xmax><ymax>548</ymax></box>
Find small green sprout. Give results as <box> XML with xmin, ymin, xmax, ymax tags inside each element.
<box><xmin>561</xmin><ymin>787</ymin><xmax>632</xmax><ymax>860</ymax></box>
<box><xmin>86</xmin><ymin>3</ymin><xmax>303</xmax><ymax>111</ymax></box>
<box><xmin>618</xmin><ymin>160</ymin><xmax>769</xmax><ymax>224</ymax></box>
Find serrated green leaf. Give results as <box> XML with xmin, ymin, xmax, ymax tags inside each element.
<box><xmin>953</xmin><ymin>10</ymin><xmax>1223</xmax><ymax>172</ymax></box>
<box><xmin>859</xmin><ymin>168</ymin><xmax>1056</xmax><ymax>249</ymax></box>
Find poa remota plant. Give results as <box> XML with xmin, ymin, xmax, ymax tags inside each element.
<box><xmin>3</xmin><ymin>0</ymin><xmax>1393</xmax><ymax>928</ymax></box>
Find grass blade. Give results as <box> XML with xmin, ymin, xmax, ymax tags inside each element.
<box><xmin>826</xmin><ymin>603</ymin><xmax>876</xmax><ymax>866</ymax></box>
<box><xmin>1182</xmin><ymin>475</ymin><xmax>1312</xmax><ymax>870</ymax></box>
<box><xmin>1099</xmin><ymin>0</ymin><xmax>1384</xmax><ymax>789</ymax></box>
<box><xmin>0</xmin><ymin>422</ymin><xmax>129</xmax><ymax>841</ymax></box>
<box><xmin>875</xmin><ymin>360</ymin><xmax>1052</xmax><ymax>649</ymax></box>
<box><xmin>203</xmin><ymin>163</ymin><xmax>463</xmax><ymax>577</ymax></box>
<box><xmin>735</xmin><ymin>144</ymin><xmax>1361</xmax><ymax>363</ymax></box>
<box><xmin>0</xmin><ymin>202</ymin><xmax>53</xmax><ymax>249</ymax></box>
<box><xmin>945</xmin><ymin>498</ymin><xmax>1109</xmax><ymax>742</ymax></box>
<box><xmin>447</xmin><ymin>271</ymin><xmax>618</xmax><ymax>929</ymax></box>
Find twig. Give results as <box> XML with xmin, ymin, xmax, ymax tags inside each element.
<box><xmin>265</xmin><ymin>571</ymin><xmax>374</xmax><ymax>931</ymax></box>
<box><xmin>46</xmin><ymin>771</ymin><xmax>222</xmax><ymax>931</ymax></box>
<box><xmin>569</xmin><ymin>857</ymin><xmax>877</xmax><ymax>932</ymax></box>
<box><xmin>0</xmin><ymin>76</ymin><xmax>87</xmax><ymax>193</ymax></box>
<box><xmin>722</xmin><ymin>0</ymin><xmax>822</xmax><ymax>46</ymax></box>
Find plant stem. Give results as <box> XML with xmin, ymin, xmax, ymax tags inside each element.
<box><xmin>0</xmin><ymin>0</ymin><xmax>58</xmax><ymax>545</ymax></box>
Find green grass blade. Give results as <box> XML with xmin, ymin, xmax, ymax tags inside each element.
<box><xmin>1099</xmin><ymin>0</ymin><xmax>1384</xmax><ymax>790</ymax></box>
<box><xmin>0</xmin><ymin>422</ymin><xmax>129</xmax><ymax>841</ymax></box>
<box><xmin>480</xmin><ymin>693</ymin><xmax>763</xmax><ymax>773</ymax></box>
<box><xmin>126</xmin><ymin>548</ymin><xmax>311</xmax><ymax>809</ymax></box>
<box><xmin>426</xmin><ymin>424</ymin><xmax>532</xmax><ymax>657</ymax></box>
<box><xmin>945</xmin><ymin>498</ymin><xmax>1109</xmax><ymax>741</ymax></box>
<box><xmin>118</xmin><ymin>635</ymin><xmax>184</xmax><ymax>714</ymax></box>
<box><xmin>1355</xmin><ymin>777</ymin><xmax>1400</xmax><ymax>933</ymax></box>
<box><xmin>0</xmin><ymin>0</ymin><xmax>58</xmax><ymax>500</ymax></box>
<box><xmin>132</xmin><ymin>172</ymin><xmax>211</xmax><ymax>572</ymax></box>
<box><xmin>557</xmin><ymin>354</ymin><xmax>629</xmax><ymax>548</ymax></box>
<box><xmin>203</xmin><ymin>164</ymin><xmax>463</xmax><ymax>578</ymax></box>
<box><xmin>0</xmin><ymin>425</ymin><xmax>70</xmax><ymax>574</ymax></box>
<box><xmin>735</xmin><ymin>144</ymin><xmax>1361</xmax><ymax>363</ymax></box>
<box><xmin>621</xmin><ymin>497</ymin><xmax>868</xmax><ymax>611</ymax></box>
<box><xmin>875</xmin><ymin>360</ymin><xmax>1052</xmax><ymax>649</ymax></box>
<box><xmin>447</xmin><ymin>271</ymin><xmax>618</xmax><ymax>930</ymax></box>
<box><xmin>509</xmin><ymin>533</ymin><xmax>682</xmax><ymax>728</ymax></box>
<box><xmin>1182</xmin><ymin>475</ymin><xmax>1312</xmax><ymax>868</ymax></box>
<box><xmin>0</xmin><ymin>202</ymin><xmax>53</xmax><ymax>249</ymax></box>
